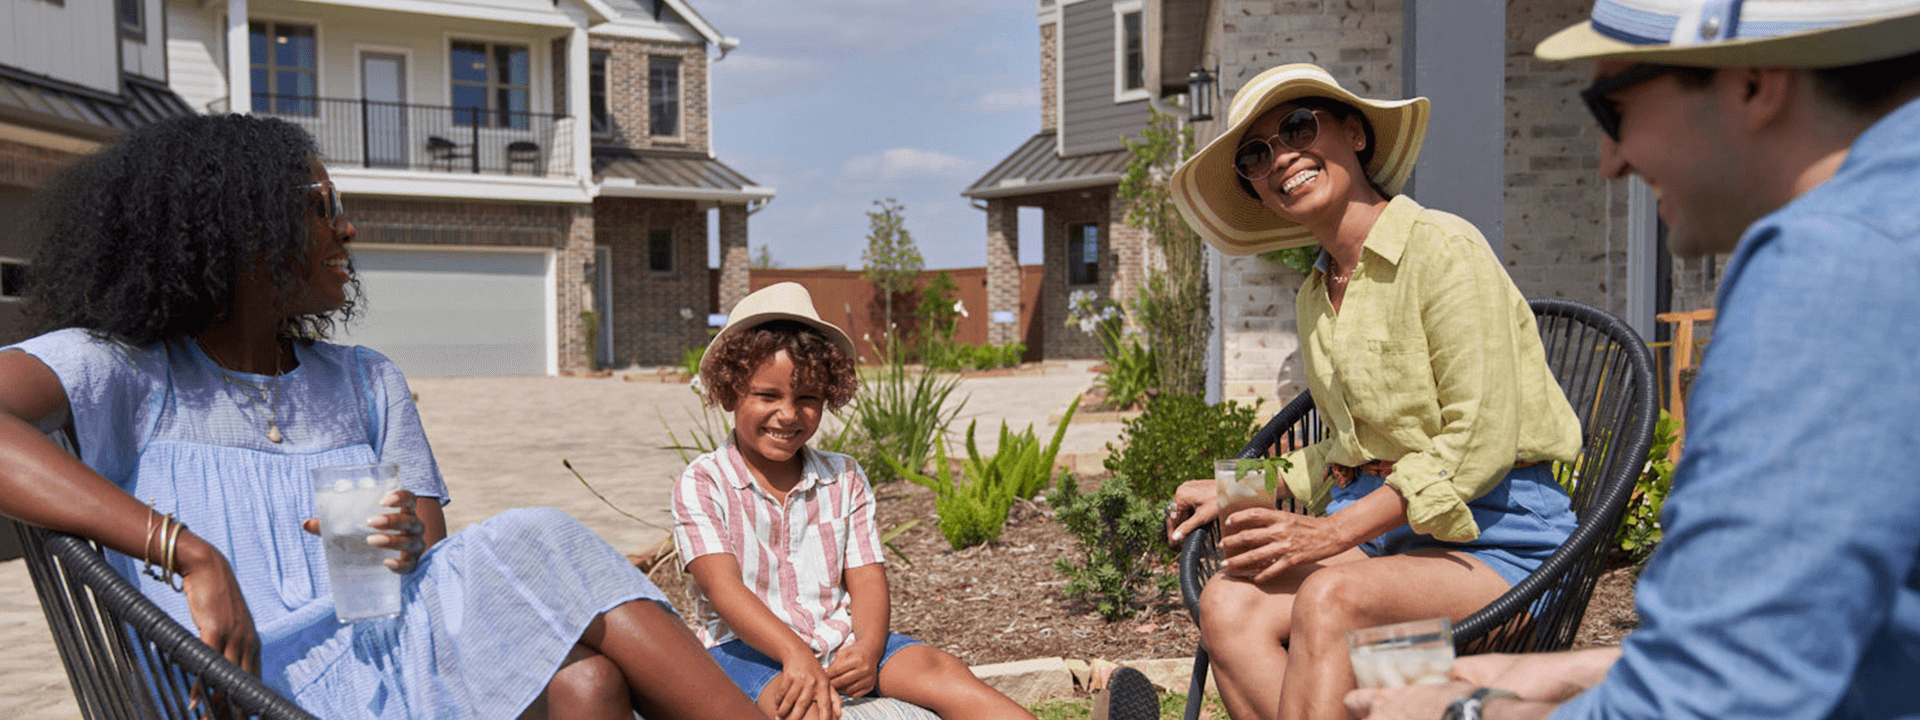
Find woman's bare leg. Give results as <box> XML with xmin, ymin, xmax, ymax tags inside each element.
<box><xmin>1198</xmin><ymin>549</ymin><xmax>1367</xmax><ymax>720</ymax></box>
<box><xmin>1277</xmin><ymin>550</ymin><xmax>1512</xmax><ymax>720</ymax></box>
<box><xmin>577</xmin><ymin>599</ymin><xmax>770</xmax><ymax>720</ymax></box>
<box><xmin>874</xmin><ymin>644</ymin><xmax>1035</xmax><ymax>720</ymax></box>
<box><xmin>520</xmin><ymin>644</ymin><xmax>631</xmax><ymax>720</ymax></box>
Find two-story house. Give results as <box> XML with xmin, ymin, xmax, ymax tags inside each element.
<box><xmin>162</xmin><ymin>0</ymin><xmax>770</xmax><ymax>377</ymax></box>
<box><xmin>965</xmin><ymin>0</ymin><xmax>1160</xmax><ymax>360</ymax></box>
<box><xmin>1</xmin><ymin>0</ymin><xmax>196</xmax><ymax>345</ymax></box>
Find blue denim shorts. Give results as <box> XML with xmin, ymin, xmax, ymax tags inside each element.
<box><xmin>1324</xmin><ymin>463</ymin><xmax>1577</xmax><ymax>586</ymax></box>
<box><xmin>708</xmin><ymin>633</ymin><xmax>923</xmax><ymax>701</ymax></box>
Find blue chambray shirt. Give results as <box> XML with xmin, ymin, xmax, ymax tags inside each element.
<box><xmin>1555</xmin><ymin>98</ymin><xmax>1920</xmax><ymax>720</ymax></box>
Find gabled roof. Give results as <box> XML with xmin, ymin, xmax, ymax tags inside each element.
<box><xmin>0</xmin><ymin>69</ymin><xmax>194</xmax><ymax>142</ymax></box>
<box><xmin>593</xmin><ymin>146</ymin><xmax>772</xmax><ymax>202</ymax></box>
<box><xmin>589</xmin><ymin>0</ymin><xmax>738</xmax><ymax>50</ymax></box>
<box><xmin>962</xmin><ymin>131</ymin><xmax>1130</xmax><ymax>200</ymax></box>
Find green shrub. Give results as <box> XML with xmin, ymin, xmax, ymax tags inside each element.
<box><xmin>912</xmin><ymin>271</ymin><xmax>962</xmax><ymax>363</ymax></box>
<box><xmin>1048</xmin><ymin>475</ymin><xmax>1177</xmax><ymax>620</ymax></box>
<box><xmin>1617</xmin><ymin>410</ymin><xmax>1681</xmax><ymax>561</ymax></box>
<box><xmin>1104</xmin><ymin>394</ymin><xmax>1263</xmax><ymax>503</ymax></box>
<box><xmin>679</xmin><ymin>344</ymin><xmax>705</xmax><ymax>379</ymax></box>
<box><xmin>1098</xmin><ymin>339</ymin><xmax>1159</xmax><ymax>410</ymax></box>
<box><xmin>840</xmin><ymin>343</ymin><xmax>965</xmax><ymax>483</ymax></box>
<box><xmin>888</xmin><ymin>399</ymin><xmax>1077</xmax><ymax>550</ymax></box>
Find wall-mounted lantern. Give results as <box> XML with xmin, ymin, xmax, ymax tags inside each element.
<box><xmin>1187</xmin><ymin>66</ymin><xmax>1217</xmax><ymax>122</ymax></box>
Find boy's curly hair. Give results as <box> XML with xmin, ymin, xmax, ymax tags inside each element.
<box><xmin>701</xmin><ymin>320</ymin><xmax>858</xmax><ymax>411</ymax></box>
<box><xmin>23</xmin><ymin>113</ymin><xmax>361</xmax><ymax>346</ymax></box>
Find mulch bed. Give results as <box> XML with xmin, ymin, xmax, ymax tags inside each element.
<box><xmin>648</xmin><ymin>475</ymin><xmax>1642</xmax><ymax>666</ymax></box>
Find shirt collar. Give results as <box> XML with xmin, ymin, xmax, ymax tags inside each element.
<box><xmin>720</xmin><ymin>434</ymin><xmax>836</xmax><ymax>492</ymax></box>
<box><xmin>1309</xmin><ymin>194</ymin><xmax>1424</xmax><ymax>280</ymax></box>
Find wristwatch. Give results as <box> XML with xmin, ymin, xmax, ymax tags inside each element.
<box><xmin>1441</xmin><ymin>687</ymin><xmax>1521</xmax><ymax>720</ymax></box>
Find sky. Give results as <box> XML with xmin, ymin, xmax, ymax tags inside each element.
<box><xmin>695</xmin><ymin>0</ymin><xmax>1049</xmax><ymax>271</ymax></box>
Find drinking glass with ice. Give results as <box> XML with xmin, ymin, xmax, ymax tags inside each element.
<box><xmin>1347</xmin><ymin>617</ymin><xmax>1455</xmax><ymax>688</ymax></box>
<box><xmin>1215</xmin><ymin>459</ymin><xmax>1279</xmax><ymax>514</ymax></box>
<box><xmin>310</xmin><ymin>462</ymin><xmax>403</xmax><ymax>623</ymax></box>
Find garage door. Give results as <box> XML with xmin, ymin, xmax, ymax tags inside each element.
<box><xmin>333</xmin><ymin>246</ymin><xmax>550</xmax><ymax>377</ymax></box>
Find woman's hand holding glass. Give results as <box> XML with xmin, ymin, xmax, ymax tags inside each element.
<box><xmin>301</xmin><ymin>489</ymin><xmax>428</xmax><ymax>574</ymax></box>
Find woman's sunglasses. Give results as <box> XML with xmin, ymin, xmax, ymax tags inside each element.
<box><xmin>1233</xmin><ymin>108</ymin><xmax>1321</xmax><ymax>181</ymax></box>
<box><xmin>300</xmin><ymin>182</ymin><xmax>345</xmax><ymax>223</ymax></box>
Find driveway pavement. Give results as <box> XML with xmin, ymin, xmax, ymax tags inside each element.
<box><xmin>0</xmin><ymin>361</ymin><xmax>1114</xmax><ymax>718</ymax></box>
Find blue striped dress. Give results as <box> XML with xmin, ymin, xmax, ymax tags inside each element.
<box><xmin>9</xmin><ymin>329</ymin><xmax>667</xmax><ymax>719</ymax></box>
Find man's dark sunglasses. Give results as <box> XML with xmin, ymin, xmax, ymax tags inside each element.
<box><xmin>1579</xmin><ymin>64</ymin><xmax>1690</xmax><ymax>141</ymax></box>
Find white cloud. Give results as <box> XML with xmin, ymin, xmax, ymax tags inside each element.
<box><xmin>972</xmin><ymin>88</ymin><xmax>1036</xmax><ymax>115</ymax></box>
<box><xmin>840</xmin><ymin>147</ymin><xmax>977</xmax><ymax>183</ymax></box>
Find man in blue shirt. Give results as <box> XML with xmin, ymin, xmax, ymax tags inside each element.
<box><xmin>1347</xmin><ymin>2</ymin><xmax>1920</xmax><ymax>720</ymax></box>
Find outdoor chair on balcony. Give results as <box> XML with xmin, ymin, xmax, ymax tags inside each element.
<box><xmin>1174</xmin><ymin>298</ymin><xmax>1656</xmax><ymax>720</ymax></box>
<box><xmin>426</xmin><ymin>135</ymin><xmax>473</xmax><ymax>172</ymax></box>
<box><xmin>505</xmin><ymin>141</ymin><xmax>541</xmax><ymax>175</ymax></box>
<box><xmin>14</xmin><ymin>521</ymin><xmax>319</xmax><ymax>720</ymax></box>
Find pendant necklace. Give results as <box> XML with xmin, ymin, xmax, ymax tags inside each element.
<box><xmin>202</xmin><ymin>341</ymin><xmax>286</xmax><ymax>443</ymax></box>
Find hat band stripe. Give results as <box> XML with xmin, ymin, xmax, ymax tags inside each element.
<box><xmin>1592</xmin><ymin>0</ymin><xmax>1680</xmax><ymax>45</ymax></box>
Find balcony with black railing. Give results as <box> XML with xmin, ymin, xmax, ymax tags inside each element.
<box><xmin>253</xmin><ymin>94</ymin><xmax>575</xmax><ymax>178</ymax></box>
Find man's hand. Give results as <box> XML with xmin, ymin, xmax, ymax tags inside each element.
<box><xmin>1345</xmin><ymin>681</ymin><xmax>1473</xmax><ymax>720</ymax></box>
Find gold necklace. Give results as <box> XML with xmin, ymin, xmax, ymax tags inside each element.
<box><xmin>201</xmin><ymin>342</ymin><xmax>286</xmax><ymax>443</ymax></box>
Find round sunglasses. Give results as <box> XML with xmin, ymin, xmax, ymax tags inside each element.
<box><xmin>1233</xmin><ymin>107</ymin><xmax>1322</xmax><ymax>181</ymax></box>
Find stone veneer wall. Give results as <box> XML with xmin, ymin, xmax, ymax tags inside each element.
<box><xmin>592</xmin><ymin>196</ymin><xmax>712</xmax><ymax>366</ymax></box>
<box><xmin>1040</xmin><ymin>21</ymin><xmax>1059</xmax><ymax>132</ymax></box>
<box><xmin>589</xmin><ymin>36</ymin><xmax>710</xmax><ymax>152</ymax></box>
<box><xmin>985</xmin><ymin>198</ymin><xmax>1021</xmax><ymax>347</ymax></box>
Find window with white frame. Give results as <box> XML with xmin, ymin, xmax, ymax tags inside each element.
<box><xmin>451</xmin><ymin>41</ymin><xmax>531</xmax><ymax>129</ymax></box>
<box><xmin>1113</xmin><ymin>0</ymin><xmax>1146</xmax><ymax>102</ymax></box>
<box><xmin>590</xmin><ymin>50</ymin><xmax>612</xmax><ymax>137</ymax></box>
<box><xmin>118</xmin><ymin>0</ymin><xmax>143</xmax><ymax>40</ymax></box>
<box><xmin>649</xmin><ymin>55</ymin><xmax>681</xmax><ymax>138</ymax></box>
<box><xmin>249</xmin><ymin>22</ymin><xmax>317</xmax><ymax>116</ymax></box>
<box><xmin>1</xmin><ymin>259</ymin><xmax>28</xmax><ymax>301</ymax></box>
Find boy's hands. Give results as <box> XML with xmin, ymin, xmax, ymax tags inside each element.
<box><xmin>825</xmin><ymin>641</ymin><xmax>881</xmax><ymax>698</ymax></box>
<box><xmin>769</xmin><ymin>653</ymin><xmax>841</xmax><ymax>720</ymax></box>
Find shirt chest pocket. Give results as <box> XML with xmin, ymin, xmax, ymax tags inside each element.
<box><xmin>1344</xmin><ymin>339</ymin><xmax>1437</xmax><ymax>425</ymax></box>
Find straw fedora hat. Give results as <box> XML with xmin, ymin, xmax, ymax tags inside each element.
<box><xmin>1536</xmin><ymin>0</ymin><xmax>1920</xmax><ymax>67</ymax></box>
<box><xmin>701</xmin><ymin>282</ymin><xmax>856</xmax><ymax>375</ymax></box>
<box><xmin>1169</xmin><ymin>64</ymin><xmax>1429</xmax><ymax>256</ymax></box>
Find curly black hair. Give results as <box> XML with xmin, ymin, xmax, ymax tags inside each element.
<box><xmin>23</xmin><ymin>113</ymin><xmax>361</xmax><ymax>346</ymax></box>
<box><xmin>701</xmin><ymin>320</ymin><xmax>858</xmax><ymax>412</ymax></box>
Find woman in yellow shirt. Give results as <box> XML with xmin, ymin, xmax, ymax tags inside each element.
<box><xmin>1162</xmin><ymin>64</ymin><xmax>1583</xmax><ymax>720</ymax></box>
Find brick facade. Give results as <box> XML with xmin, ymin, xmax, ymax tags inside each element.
<box><xmin>589</xmin><ymin>36</ymin><xmax>710</xmax><ymax>152</ymax></box>
<box><xmin>1037</xmin><ymin>188</ymin><xmax>1120</xmax><ymax>360</ymax></box>
<box><xmin>1040</xmin><ymin>22</ymin><xmax>1059</xmax><ymax>132</ymax></box>
<box><xmin>716</xmin><ymin>203</ymin><xmax>750</xmax><ymax>313</ymax></box>
<box><xmin>593</xmin><ymin>196</ymin><xmax>713</xmax><ymax>366</ymax></box>
<box><xmin>0</xmin><ymin>138</ymin><xmax>80</xmax><ymax>191</ymax></box>
<box><xmin>985</xmin><ymin>197</ymin><xmax>1021</xmax><ymax>346</ymax></box>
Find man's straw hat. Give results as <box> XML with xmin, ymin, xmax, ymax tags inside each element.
<box><xmin>701</xmin><ymin>282</ymin><xmax>855</xmax><ymax>375</ymax></box>
<box><xmin>1536</xmin><ymin>0</ymin><xmax>1920</xmax><ymax>67</ymax></box>
<box><xmin>1169</xmin><ymin>63</ymin><xmax>1429</xmax><ymax>256</ymax></box>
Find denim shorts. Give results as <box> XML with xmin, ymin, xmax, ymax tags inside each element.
<box><xmin>1324</xmin><ymin>463</ymin><xmax>1577</xmax><ymax>586</ymax></box>
<box><xmin>707</xmin><ymin>633</ymin><xmax>923</xmax><ymax>701</ymax></box>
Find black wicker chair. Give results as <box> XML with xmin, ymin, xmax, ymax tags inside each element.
<box><xmin>1175</xmin><ymin>298</ymin><xmax>1656</xmax><ymax>720</ymax></box>
<box><xmin>14</xmin><ymin>521</ymin><xmax>318</xmax><ymax>719</ymax></box>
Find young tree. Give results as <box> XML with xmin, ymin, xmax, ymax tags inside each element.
<box><xmin>1119</xmin><ymin>109</ymin><xmax>1212</xmax><ymax>397</ymax></box>
<box><xmin>750</xmin><ymin>243</ymin><xmax>781</xmax><ymax>269</ymax></box>
<box><xmin>861</xmin><ymin>198</ymin><xmax>924</xmax><ymax>340</ymax></box>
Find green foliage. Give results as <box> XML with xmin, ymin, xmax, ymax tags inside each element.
<box><xmin>1048</xmin><ymin>475</ymin><xmax>1179</xmax><ymax>620</ymax></box>
<box><xmin>837</xmin><ymin>340</ymin><xmax>964</xmax><ymax>484</ymax></box>
<box><xmin>888</xmin><ymin>399</ymin><xmax>1078</xmax><ymax>550</ymax></box>
<box><xmin>861</xmin><ymin>198</ymin><xmax>924</xmax><ymax>332</ymax></box>
<box><xmin>923</xmin><ymin>341</ymin><xmax>1028</xmax><ymax>372</ymax></box>
<box><xmin>1260</xmin><ymin>246</ymin><xmax>1320</xmax><ymax>277</ymax></box>
<box><xmin>579</xmin><ymin>310</ymin><xmax>600</xmax><ymax>369</ymax></box>
<box><xmin>912</xmin><ymin>271</ymin><xmax>962</xmax><ymax>360</ymax></box>
<box><xmin>1104</xmin><ymin>394</ymin><xmax>1263</xmax><ymax>503</ymax></box>
<box><xmin>751</xmin><ymin>243</ymin><xmax>781</xmax><ymax>269</ymax></box>
<box><xmin>1068</xmin><ymin>290</ymin><xmax>1160</xmax><ymax>409</ymax></box>
<box><xmin>1617</xmin><ymin>410</ymin><xmax>1681</xmax><ymax>561</ymax></box>
<box><xmin>1119</xmin><ymin>109</ymin><xmax>1211</xmax><ymax>397</ymax></box>
<box><xmin>678</xmin><ymin>344</ymin><xmax>704</xmax><ymax>379</ymax></box>
<box><xmin>661</xmin><ymin>384</ymin><xmax>733</xmax><ymax>464</ymax></box>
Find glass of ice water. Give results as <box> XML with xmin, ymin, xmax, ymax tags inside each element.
<box><xmin>1347</xmin><ymin>617</ymin><xmax>1455</xmax><ymax>688</ymax></box>
<box><xmin>1215</xmin><ymin>459</ymin><xmax>1277</xmax><ymax>513</ymax></box>
<box><xmin>310</xmin><ymin>462</ymin><xmax>403</xmax><ymax>623</ymax></box>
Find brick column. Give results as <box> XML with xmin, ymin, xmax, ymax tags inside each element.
<box><xmin>556</xmin><ymin>204</ymin><xmax>596</xmax><ymax>373</ymax></box>
<box><xmin>717</xmin><ymin>203</ymin><xmax>751</xmax><ymax>313</ymax></box>
<box><xmin>985</xmin><ymin>198</ymin><xmax>1021</xmax><ymax>347</ymax></box>
<box><xmin>1107</xmin><ymin>192</ymin><xmax>1149</xmax><ymax>325</ymax></box>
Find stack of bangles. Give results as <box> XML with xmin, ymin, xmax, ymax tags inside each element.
<box><xmin>142</xmin><ymin>502</ymin><xmax>188</xmax><ymax>591</ymax></box>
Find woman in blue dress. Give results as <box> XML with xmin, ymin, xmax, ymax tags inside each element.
<box><xmin>0</xmin><ymin>114</ymin><xmax>766</xmax><ymax>720</ymax></box>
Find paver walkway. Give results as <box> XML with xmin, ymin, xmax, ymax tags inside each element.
<box><xmin>0</xmin><ymin>362</ymin><xmax>1112</xmax><ymax>718</ymax></box>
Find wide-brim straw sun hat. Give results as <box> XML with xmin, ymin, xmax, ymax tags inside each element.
<box><xmin>701</xmin><ymin>282</ymin><xmax>856</xmax><ymax>375</ymax></box>
<box><xmin>1536</xmin><ymin>0</ymin><xmax>1920</xmax><ymax>67</ymax></box>
<box><xmin>1169</xmin><ymin>63</ymin><xmax>1430</xmax><ymax>256</ymax></box>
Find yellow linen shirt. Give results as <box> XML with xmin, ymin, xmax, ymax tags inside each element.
<box><xmin>1278</xmin><ymin>196</ymin><xmax>1583</xmax><ymax>543</ymax></box>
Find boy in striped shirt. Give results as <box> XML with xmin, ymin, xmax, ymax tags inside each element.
<box><xmin>671</xmin><ymin>283</ymin><xmax>1037</xmax><ymax>720</ymax></box>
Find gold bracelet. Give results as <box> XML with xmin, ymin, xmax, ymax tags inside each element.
<box><xmin>141</xmin><ymin>504</ymin><xmax>159</xmax><ymax>580</ymax></box>
<box><xmin>161</xmin><ymin>516</ymin><xmax>186</xmax><ymax>592</ymax></box>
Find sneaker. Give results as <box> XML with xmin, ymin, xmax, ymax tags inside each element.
<box><xmin>1094</xmin><ymin>666</ymin><xmax>1160</xmax><ymax>720</ymax></box>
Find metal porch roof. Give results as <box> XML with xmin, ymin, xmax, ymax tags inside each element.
<box><xmin>962</xmin><ymin>130</ymin><xmax>1129</xmax><ymax>200</ymax></box>
<box><xmin>592</xmin><ymin>146</ymin><xmax>773</xmax><ymax>202</ymax></box>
